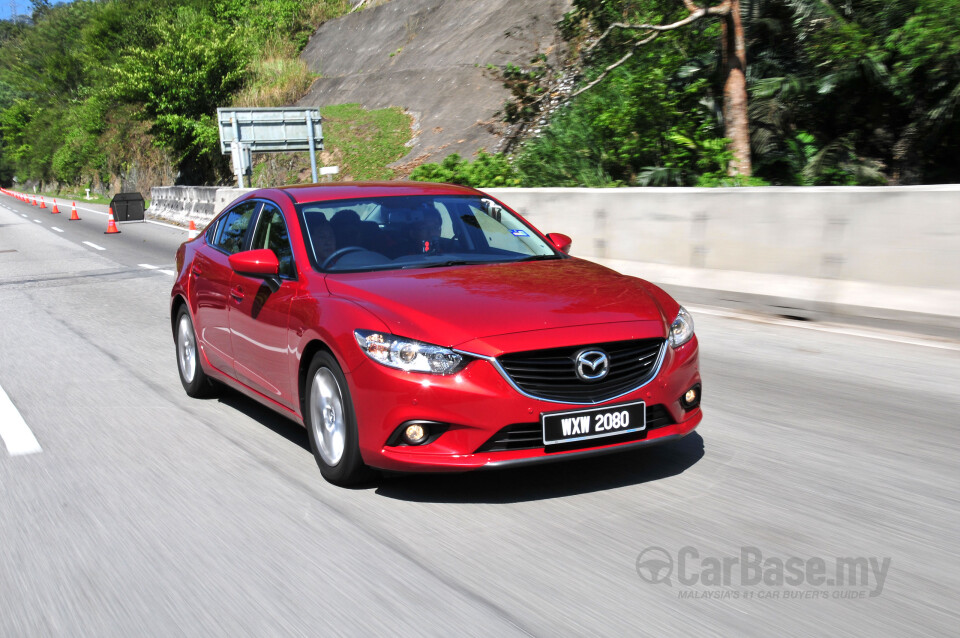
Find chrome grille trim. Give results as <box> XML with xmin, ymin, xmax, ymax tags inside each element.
<box><xmin>457</xmin><ymin>340</ymin><xmax>667</xmax><ymax>405</ymax></box>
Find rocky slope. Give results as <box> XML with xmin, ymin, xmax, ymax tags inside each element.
<box><xmin>298</xmin><ymin>0</ymin><xmax>572</xmax><ymax>168</ymax></box>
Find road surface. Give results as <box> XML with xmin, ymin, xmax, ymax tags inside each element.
<box><xmin>1</xmin><ymin>194</ymin><xmax>957</xmax><ymax>636</ymax></box>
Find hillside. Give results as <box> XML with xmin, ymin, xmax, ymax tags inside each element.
<box><xmin>2</xmin><ymin>0</ymin><xmax>958</xmax><ymax>192</ymax></box>
<box><xmin>298</xmin><ymin>0</ymin><xmax>571</xmax><ymax>169</ymax></box>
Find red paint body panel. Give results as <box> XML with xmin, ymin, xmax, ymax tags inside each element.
<box><xmin>228</xmin><ymin>248</ymin><xmax>279</xmax><ymax>276</ymax></box>
<box><xmin>323</xmin><ymin>258</ymin><xmax>666</xmax><ymax>347</ymax></box>
<box><xmin>229</xmin><ymin>274</ymin><xmax>297</xmax><ymax>408</ymax></box>
<box><xmin>346</xmin><ymin>336</ymin><xmax>701</xmax><ymax>471</ymax></box>
<box><xmin>171</xmin><ymin>182</ymin><xmax>702</xmax><ymax>473</ymax></box>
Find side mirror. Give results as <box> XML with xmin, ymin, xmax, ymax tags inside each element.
<box><xmin>546</xmin><ymin>232</ymin><xmax>572</xmax><ymax>254</ymax></box>
<box><xmin>480</xmin><ymin>198</ymin><xmax>503</xmax><ymax>222</ymax></box>
<box><xmin>228</xmin><ymin>248</ymin><xmax>279</xmax><ymax>277</ymax></box>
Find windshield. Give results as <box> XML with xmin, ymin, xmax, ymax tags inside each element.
<box><xmin>297</xmin><ymin>195</ymin><xmax>561</xmax><ymax>272</ymax></box>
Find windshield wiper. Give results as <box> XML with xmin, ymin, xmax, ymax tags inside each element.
<box><xmin>512</xmin><ymin>254</ymin><xmax>560</xmax><ymax>262</ymax></box>
<box><xmin>402</xmin><ymin>259</ymin><xmax>488</xmax><ymax>269</ymax></box>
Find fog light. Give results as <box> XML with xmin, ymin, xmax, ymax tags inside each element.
<box><xmin>403</xmin><ymin>423</ymin><xmax>428</xmax><ymax>445</ymax></box>
<box><xmin>680</xmin><ymin>384</ymin><xmax>701</xmax><ymax>409</ymax></box>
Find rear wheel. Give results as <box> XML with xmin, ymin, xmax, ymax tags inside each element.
<box><xmin>304</xmin><ymin>351</ymin><xmax>369</xmax><ymax>485</ymax></box>
<box><xmin>175</xmin><ymin>306</ymin><xmax>215</xmax><ymax>398</ymax></box>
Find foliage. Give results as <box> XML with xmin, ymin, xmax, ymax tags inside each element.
<box><xmin>319</xmin><ymin>103</ymin><xmax>412</xmax><ymax>181</ymax></box>
<box><xmin>111</xmin><ymin>6</ymin><xmax>250</xmax><ymax>182</ymax></box>
<box><xmin>1</xmin><ymin>0</ymin><xmax>958</xmax><ymax>188</ymax></box>
<box><xmin>410</xmin><ymin>151</ymin><xmax>521</xmax><ymax>187</ymax></box>
<box><xmin>248</xmin><ymin>103</ymin><xmax>411</xmax><ymax>185</ymax></box>
<box><xmin>495</xmin><ymin>56</ymin><xmax>550</xmax><ymax>123</ymax></box>
<box><xmin>745</xmin><ymin>0</ymin><xmax>960</xmax><ymax>184</ymax></box>
<box><xmin>517</xmin><ymin>0</ymin><xmax>734</xmax><ymax>187</ymax></box>
<box><xmin>539</xmin><ymin>0</ymin><xmax>960</xmax><ymax>185</ymax></box>
<box><xmin>233</xmin><ymin>54</ymin><xmax>317</xmax><ymax>108</ymax></box>
<box><xmin>0</xmin><ymin>0</ymin><xmax>353</xmax><ymax>188</ymax></box>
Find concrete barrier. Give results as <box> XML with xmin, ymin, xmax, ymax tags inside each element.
<box><xmin>149</xmin><ymin>183</ymin><xmax>959</xmax><ymax>333</ymax></box>
<box><xmin>148</xmin><ymin>186</ymin><xmax>219</xmax><ymax>226</ymax></box>
<box><xmin>215</xmin><ymin>188</ymin><xmax>256</xmax><ymax>215</ymax></box>
<box><xmin>148</xmin><ymin>186</ymin><xmax>257</xmax><ymax>225</ymax></box>
<box><xmin>486</xmin><ymin>185</ymin><xmax>960</xmax><ymax>333</ymax></box>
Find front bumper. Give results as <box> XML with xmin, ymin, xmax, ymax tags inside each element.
<box><xmin>347</xmin><ymin>336</ymin><xmax>702</xmax><ymax>472</ymax></box>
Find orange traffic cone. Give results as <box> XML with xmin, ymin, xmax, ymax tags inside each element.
<box><xmin>104</xmin><ymin>207</ymin><xmax>121</xmax><ymax>234</ymax></box>
<box><xmin>51</xmin><ymin>199</ymin><xmax>60</xmax><ymax>214</ymax></box>
<box><xmin>39</xmin><ymin>196</ymin><xmax>46</xmax><ymax>209</ymax></box>
<box><xmin>69</xmin><ymin>202</ymin><xmax>80</xmax><ymax>221</ymax></box>
<box><xmin>30</xmin><ymin>195</ymin><xmax>36</xmax><ymax>206</ymax></box>
<box><xmin>188</xmin><ymin>220</ymin><xmax>199</xmax><ymax>239</ymax></box>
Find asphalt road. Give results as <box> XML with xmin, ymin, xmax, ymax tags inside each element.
<box><xmin>1</xmin><ymin>193</ymin><xmax>958</xmax><ymax>636</ymax></box>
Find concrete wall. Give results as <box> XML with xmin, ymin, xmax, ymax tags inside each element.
<box><xmin>215</xmin><ymin>188</ymin><xmax>257</xmax><ymax>214</ymax></box>
<box><xmin>485</xmin><ymin>186</ymin><xmax>960</xmax><ymax>326</ymax></box>
<box><xmin>148</xmin><ymin>186</ymin><xmax>256</xmax><ymax>225</ymax></box>
<box><xmin>149</xmin><ymin>186</ymin><xmax>219</xmax><ymax>225</ymax></box>
<box><xmin>485</xmin><ymin>186</ymin><xmax>960</xmax><ymax>289</ymax></box>
<box><xmin>149</xmin><ymin>184</ymin><xmax>960</xmax><ymax>326</ymax></box>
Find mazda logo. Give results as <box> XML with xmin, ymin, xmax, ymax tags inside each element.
<box><xmin>575</xmin><ymin>349</ymin><xmax>609</xmax><ymax>382</ymax></box>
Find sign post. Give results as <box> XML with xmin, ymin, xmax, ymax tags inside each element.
<box><xmin>305</xmin><ymin>110</ymin><xmax>319</xmax><ymax>184</ymax></box>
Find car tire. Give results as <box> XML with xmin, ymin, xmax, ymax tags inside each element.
<box><xmin>175</xmin><ymin>306</ymin><xmax>216</xmax><ymax>398</ymax></box>
<box><xmin>304</xmin><ymin>351</ymin><xmax>370</xmax><ymax>485</ymax></box>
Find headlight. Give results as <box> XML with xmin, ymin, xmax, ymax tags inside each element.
<box><xmin>354</xmin><ymin>330</ymin><xmax>466</xmax><ymax>375</ymax></box>
<box><xmin>669</xmin><ymin>307</ymin><xmax>695</xmax><ymax>348</ymax></box>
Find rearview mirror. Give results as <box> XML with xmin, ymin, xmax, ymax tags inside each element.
<box><xmin>228</xmin><ymin>249</ymin><xmax>279</xmax><ymax>277</ymax></box>
<box><xmin>546</xmin><ymin>233</ymin><xmax>572</xmax><ymax>254</ymax></box>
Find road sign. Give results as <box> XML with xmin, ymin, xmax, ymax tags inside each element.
<box><xmin>217</xmin><ymin>108</ymin><xmax>324</xmax><ymax>186</ymax></box>
<box><xmin>217</xmin><ymin>108</ymin><xmax>323</xmax><ymax>154</ymax></box>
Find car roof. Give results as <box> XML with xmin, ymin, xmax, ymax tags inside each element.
<box><xmin>265</xmin><ymin>181</ymin><xmax>483</xmax><ymax>205</ymax></box>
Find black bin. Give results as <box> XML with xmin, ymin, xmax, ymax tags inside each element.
<box><xmin>110</xmin><ymin>192</ymin><xmax>145</xmax><ymax>222</ymax></box>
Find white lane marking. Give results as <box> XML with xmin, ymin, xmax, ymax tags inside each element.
<box><xmin>71</xmin><ymin>205</ymin><xmax>108</xmax><ymax>216</ymax></box>
<box><xmin>158</xmin><ymin>269</ymin><xmax>175</xmax><ymax>276</ymax></box>
<box><xmin>52</xmin><ymin>227</ymin><xmax>64</xmax><ymax>233</ymax></box>
<box><xmin>33</xmin><ymin>219</ymin><xmax>42</xmax><ymax>224</ymax></box>
<box><xmin>20</xmin><ymin>214</ymin><xmax>27</xmax><ymax>218</ymax></box>
<box><xmin>687</xmin><ymin>305</ymin><xmax>960</xmax><ymax>352</ymax></box>
<box><xmin>0</xmin><ymin>383</ymin><xmax>42</xmax><ymax>456</ymax></box>
<box><xmin>138</xmin><ymin>264</ymin><xmax>158</xmax><ymax>269</ymax></box>
<box><xmin>82</xmin><ymin>241</ymin><xmax>106</xmax><ymax>251</ymax></box>
<box><xmin>146</xmin><ymin>219</ymin><xmax>190</xmax><ymax>232</ymax></box>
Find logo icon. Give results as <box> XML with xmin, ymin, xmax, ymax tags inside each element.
<box><xmin>636</xmin><ymin>547</ymin><xmax>674</xmax><ymax>585</ymax></box>
<box><xmin>575</xmin><ymin>349</ymin><xmax>609</xmax><ymax>381</ymax></box>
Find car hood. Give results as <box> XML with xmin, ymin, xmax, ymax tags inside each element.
<box><xmin>324</xmin><ymin>258</ymin><xmax>669</xmax><ymax>351</ymax></box>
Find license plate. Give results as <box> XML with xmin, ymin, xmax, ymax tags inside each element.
<box><xmin>542</xmin><ymin>400</ymin><xmax>646</xmax><ymax>446</ymax></box>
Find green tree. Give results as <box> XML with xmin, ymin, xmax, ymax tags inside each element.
<box><xmin>111</xmin><ymin>6</ymin><xmax>250</xmax><ymax>183</ymax></box>
<box><xmin>564</xmin><ymin>0</ymin><xmax>753</xmax><ymax>176</ymax></box>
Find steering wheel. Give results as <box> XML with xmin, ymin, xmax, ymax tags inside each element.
<box><xmin>321</xmin><ymin>246</ymin><xmax>365</xmax><ymax>270</ymax></box>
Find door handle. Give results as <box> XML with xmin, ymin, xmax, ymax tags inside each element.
<box><xmin>191</xmin><ymin>265</ymin><xmax>202</xmax><ymax>276</ymax></box>
<box><xmin>230</xmin><ymin>286</ymin><xmax>244</xmax><ymax>302</ymax></box>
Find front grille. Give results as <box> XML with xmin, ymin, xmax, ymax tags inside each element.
<box><xmin>477</xmin><ymin>404</ymin><xmax>674</xmax><ymax>453</ymax></box>
<box><xmin>496</xmin><ymin>338</ymin><xmax>664</xmax><ymax>403</ymax></box>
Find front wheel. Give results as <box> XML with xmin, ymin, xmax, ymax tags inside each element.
<box><xmin>304</xmin><ymin>351</ymin><xmax>370</xmax><ymax>485</ymax></box>
<box><xmin>175</xmin><ymin>306</ymin><xmax>215</xmax><ymax>398</ymax></box>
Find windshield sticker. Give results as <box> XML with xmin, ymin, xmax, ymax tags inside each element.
<box><xmin>510</xmin><ymin>229</ymin><xmax>529</xmax><ymax>237</ymax></box>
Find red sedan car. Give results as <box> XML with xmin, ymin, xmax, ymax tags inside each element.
<box><xmin>171</xmin><ymin>182</ymin><xmax>701</xmax><ymax>485</ymax></box>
